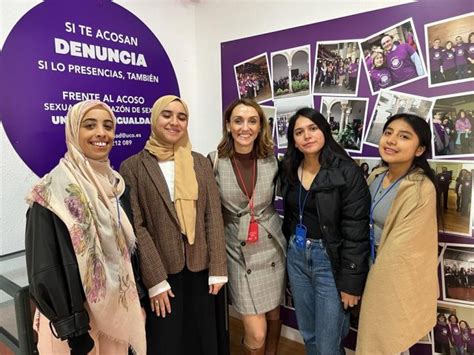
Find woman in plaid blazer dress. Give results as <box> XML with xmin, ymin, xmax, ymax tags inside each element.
<box><xmin>210</xmin><ymin>99</ymin><xmax>286</xmax><ymax>355</ymax></box>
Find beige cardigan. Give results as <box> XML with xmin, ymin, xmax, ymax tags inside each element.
<box><xmin>356</xmin><ymin>167</ymin><xmax>438</xmax><ymax>354</ymax></box>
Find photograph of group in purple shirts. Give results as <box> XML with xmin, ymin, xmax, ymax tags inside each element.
<box><xmin>442</xmin><ymin>245</ymin><xmax>474</xmax><ymax>305</ymax></box>
<box><xmin>425</xmin><ymin>13</ymin><xmax>474</xmax><ymax>87</ymax></box>
<box><xmin>431</xmin><ymin>93</ymin><xmax>474</xmax><ymax>158</ymax></box>
<box><xmin>234</xmin><ymin>53</ymin><xmax>273</xmax><ymax>103</ymax></box>
<box><xmin>312</xmin><ymin>41</ymin><xmax>361</xmax><ymax>96</ymax></box>
<box><xmin>434</xmin><ymin>305</ymin><xmax>474</xmax><ymax>355</ymax></box>
<box><xmin>360</xmin><ymin>18</ymin><xmax>426</xmax><ymax>95</ymax></box>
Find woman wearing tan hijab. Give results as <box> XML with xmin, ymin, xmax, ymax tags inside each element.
<box><xmin>120</xmin><ymin>95</ymin><xmax>228</xmax><ymax>355</ymax></box>
<box><xmin>25</xmin><ymin>100</ymin><xmax>146</xmax><ymax>355</ymax></box>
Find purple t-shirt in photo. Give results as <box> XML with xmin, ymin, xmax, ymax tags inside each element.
<box><xmin>455</xmin><ymin>117</ymin><xmax>471</xmax><ymax>132</ymax></box>
<box><xmin>442</xmin><ymin>49</ymin><xmax>456</xmax><ymax>71</ymax></box>
<box><xmin>451</xmin><ymin>324</ymin><xmax>464</xmax><ymax>347</ymax></box>
<box><xmin>385</xmin><ymin>43</ymin><xmax>417</xmax><ymax>83</ymax></box>
<box><xmin>348</xmin><ymin>62</ymin><xmax>358</xmax><ymax>77</ymax></box>
<box><xmin>370</xmin><ymin>67</ymin><xmax>392</xmax><ymax>91</ymax></box>
<box><xmin>466</xmin><ymin>329</ymin><xmax>474</xmax><ymax>348</ymax></box>
<box><xmin>429</xmin><ymin>46</ymin><xmax>444</xmax><ymax>72</ymax></box>
<box><xmin>455</xmin><ymin>43</ymin><xmax>468</xmax><ymax>65</ymax></box>
<box><xmin>468</xmin><ymin>43</ymin><xmax>474</xmax><ymax>60</ymax></box>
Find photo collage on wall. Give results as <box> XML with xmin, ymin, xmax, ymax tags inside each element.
<box><xmin>225</xmin><ymin>7</ymin><xmax>473</xmax><ymax>354</ymax></box>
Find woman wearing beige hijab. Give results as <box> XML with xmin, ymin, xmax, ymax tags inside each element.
<box><xmin>120</xmin><ymin>95</ymin><xmax>228</xmax><ymax>355</ymax></box>
<box><xmin>25</xmin><ymin>100</ymin><xmax>146</xmax><ymax>354</ymax></box>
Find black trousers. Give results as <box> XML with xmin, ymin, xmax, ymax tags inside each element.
<box><xmin>439</xmin><ymin>184</ymin><xmax>449</xmax><ymax>208</ymax></box>
<box><xmin>145</xmin><ymin>267</ymin><xmax>226</xmax><ymax>355</ymax></box>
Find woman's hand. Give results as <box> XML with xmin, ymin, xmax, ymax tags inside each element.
<box><xmin>150</xmin><ymin>289</ymin><xmax>175</xmax><ymax>317</ymax></box>
<box><xmin>209</xmin><ymin>283</ymin><xmax>225</xmax><ymax>295</ymax></box>
<box><xmin>340</xmin><ymin>291</ymin><xmax>361</xmax><ymax>310</ymax></box>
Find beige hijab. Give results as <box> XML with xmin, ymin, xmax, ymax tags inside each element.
<box><xmin>145</xmin><ymin>95</ymin><xmax>198</xmax><ymax>245</ymax></box>
<box><xmin>27</xmin><ymin>100</ymin><xmax>146</xmax><ymax>354</ymax></box>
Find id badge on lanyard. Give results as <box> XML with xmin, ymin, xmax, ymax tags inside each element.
<box><xmin>296</xmin><ymin>164</ymin><xmax>310</xmax><ymax>250</ymax></box>
<box><xmin>247</xmin><ymin>215</ymin><xmax>259</xmax><ymax>243</ymax></box>
<box><xmin>232</xmin><ymin>157</ymin><xmax>258</xmax><ymax>243</ymax></box>
<box><xmin>295</xmin><ymin>223</ymin><xmax>307</xmax><ymax>249</ymax></box>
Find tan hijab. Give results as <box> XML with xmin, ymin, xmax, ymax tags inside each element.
<box><xmin>145</xmin><ymin>95</ymin><xmax>198</xmax><ymax>245</ymax></box>
<box><xmin>27</xmin><ymin>100</ymin><xmax>146</xmax><ymax>354</ymax></box>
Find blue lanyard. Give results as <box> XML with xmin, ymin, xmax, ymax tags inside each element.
<box><xmin>369</xmin><ymin>172</ymin><xmax>404</xmax><ymax>263</ymax></box>
<box><xmin>298</xmin><ymin>165</ymin><xmax>311</xmax><ymax>225</ymax></box>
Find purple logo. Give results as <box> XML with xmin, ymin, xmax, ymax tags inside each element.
<box><xmin>0</xmin><ymin>0</ymin><xmax>179</xmax><ymax>176</ymax></box>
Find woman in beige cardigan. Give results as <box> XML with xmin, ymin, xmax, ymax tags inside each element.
<box><xmin>356</xmin><ymin>113</ymin><xmax>439</xmax><ymax>354</ymax></box>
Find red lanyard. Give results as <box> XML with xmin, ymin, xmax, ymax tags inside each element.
<box><xmin>232</xmin><ymin>157</ymin><xmax>256</xmax><ymax>217</ymax></box>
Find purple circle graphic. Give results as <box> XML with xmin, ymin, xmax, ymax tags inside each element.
<box><xmin>0</xmin><ymin>0</ymin><xmax>179</xmax><ymax>176</ymax></box>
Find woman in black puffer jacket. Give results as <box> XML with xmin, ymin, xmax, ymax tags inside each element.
<box><xmin>279</xmin><ymin>107</ymin><xmax>370</xmax><ymax>355</ymax></box>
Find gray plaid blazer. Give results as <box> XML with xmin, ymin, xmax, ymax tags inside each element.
<box><xmin>211</xmin><ymin>153</ymin><xmax>286</xmax><ymax>252</ymax></box>
<box><xmin>210</xmin><ymin>152</ymin><xmax>286</xmax><ymax>313</ymax></box>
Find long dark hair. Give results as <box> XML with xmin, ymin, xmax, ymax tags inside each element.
<box><xmin>460</xmin><ymin>320</ymin><xmax>471</xmax><ymax>330</ymax></box>
<box><xmin>437</xmin><ymin>313</ymin><xmax>447</xmax><ymax>323</ymax></box>
<box><xmin>448</xmin><ymin>314</ymin><xmax>459</xmax><ymax>324</ymax></box>
<box><xmin>457</xmin><ymin>109</ymin><xmax>467</xmax><ymax>120</ymax></box>
<box><xmin>382</xmin><ymin>114</ymin><xmax>442</xmax><ymax>227</ymax></box>
<box><xmin>283</xmin><ymin>107</ymin><xmax>351</xmax><ymax>184</ymax></box>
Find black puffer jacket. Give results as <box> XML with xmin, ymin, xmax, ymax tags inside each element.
<box><xmin>25</xmin><ymin>187</ymin><xmax>145</xmax><ymax>352</ymax></box>
<box><xmin>280</xmin><ymin>155</ymin><xmax>370</xmax><ymax>296</ymax></box>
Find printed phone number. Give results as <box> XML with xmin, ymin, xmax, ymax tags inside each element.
<box><xmin>113</xmin><ymin>139</ymin><xmax>133</xmax><ymax>146</ymax></box>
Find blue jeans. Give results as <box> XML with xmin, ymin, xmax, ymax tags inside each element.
<box><xmin>287</xmin><ymin>236</ymin><xmax>349</xmax><ymax>355</ymax></box>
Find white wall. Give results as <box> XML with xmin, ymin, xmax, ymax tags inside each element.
<box><xmin>1</xmin><ymin>0</ymin><xmax>43</xmax><ymax>256</ymax></box>
<box><xmin>0</xmin><ymin>0</ymin><xmax>412</xmax><ymax>255</ymax></box>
